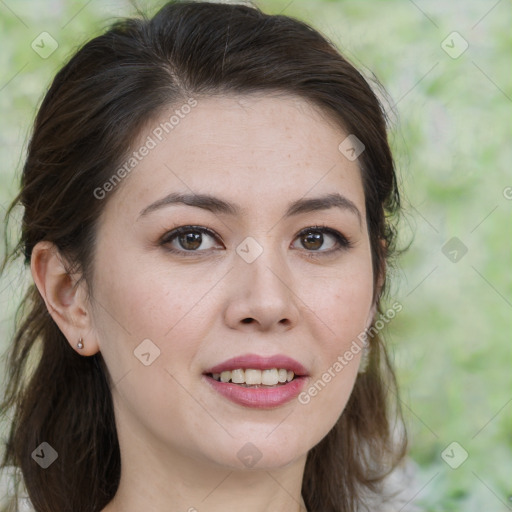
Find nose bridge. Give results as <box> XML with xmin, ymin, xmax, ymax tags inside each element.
<box><xmin>228</xmin><ymin>233</ymin><xmax>299</xmax><ymax>330</ymax></box>
<box><xmin>236</xmin><ymin>233</ymin><xmax>290</xmax><ymax>291</ymax></box>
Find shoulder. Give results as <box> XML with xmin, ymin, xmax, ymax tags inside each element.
<box><xmin>0</xmin><ymin>466</ymin><xmax>35</xmax><ymax>512</ymax></box>
<box><xmin>359</xmin><ymin>456</ymin><xmax>425</xmax><ymax>512</ymax></box>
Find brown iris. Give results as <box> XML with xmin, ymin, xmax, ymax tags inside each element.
<box><xmin>301</xmin><ymin>231</ymin><xmax>323</xmax><ymax>251</ymax></box>
<box><xmin>179</xmin><ymin>231</ymin><xmax>203</xmax><ymax>250</ymax></box>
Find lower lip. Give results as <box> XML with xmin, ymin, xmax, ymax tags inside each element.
<box><xmin>203</xmin><ymin>375</ymin><xmax>308</xmax><ymax>409</ymax></box>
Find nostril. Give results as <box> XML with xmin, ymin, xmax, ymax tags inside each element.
<box><xmin>241</xmin><ymin>318</ymin><xmax>254</xmax><ymax>324</ymax></box>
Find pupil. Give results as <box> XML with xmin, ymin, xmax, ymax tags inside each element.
<box><xmin>180</xmin><ymin>231</ymin><xmax>201</xmax><ymax>250</ymax></box>
<box><xmin>303</xmin><ymin>231</ymin><xmax>322</xmax><ymax>250</ymax></box>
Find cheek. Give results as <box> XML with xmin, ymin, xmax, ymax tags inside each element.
<box><xmin>304</xmin><ymin>267</ymin><xmax>374</xmax><ymax>346</ymax></box>
<box><xmin>92</xmin><ymin>247</ymin><xmax>178</xmax><ymax>333</ymax></box>
<box><xmin>91</xmin><ymin>253</ymin><xmax>214</xmax><ymax>377</ymax></box>
<box><xmin>295</xmin><ymin>278</ymin><xmax>370</xmax><ymax>429</ymax></box>
<box><xmin>297</xmin><ymin>261</ymin><xmax>373</xmax><ymax>409</ymax></box>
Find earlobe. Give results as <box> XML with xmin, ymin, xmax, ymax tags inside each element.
<box><xmin>30</xmin><ymin>241</ymin><xmax>99</xmax><ymax>356</ymax></box>
<box><xmin>371</xmin><ymin>239</ymin><xmax>387</xmax><ymax>316</ymax></box>
<box><xmin>367</xmin><ymin>250</ymin><xmax>386</xmax><ymax>329</ymax></box>
<box><xmin>366</xmin><ymin>302</ymin><xmax>377</xmax><ymax>329</ymax></box>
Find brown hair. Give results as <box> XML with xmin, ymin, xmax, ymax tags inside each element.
<box><xmin>0</xmin><ymin>2</ymin><xmax>406</xmax><ymax>511</ymax></box>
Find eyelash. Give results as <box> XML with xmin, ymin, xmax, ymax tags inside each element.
<box><xmin>159</xmin><ymin>224</ymin><xmax>353</xmax><ymax>258</ymax></box>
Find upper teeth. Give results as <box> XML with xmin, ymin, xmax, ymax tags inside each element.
<box><xmin>211</xmin><ymin>368</ymin><xmax>295</xmax><ymax>385</ymax></box>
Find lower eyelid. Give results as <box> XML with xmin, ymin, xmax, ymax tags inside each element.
<box><xmin>160</xmin><ymin>227</ymin><xmax>220</xmax><ymax>251</ymax></box>
<box><xmin>160</xmin><ymin>226</ymin><xmax>351</xmax><ymax>254</ymax></box>
<box><xmin>294</xmin><ymin>227</ymin><xmax>352</xmax><ymax>249</ymax></box>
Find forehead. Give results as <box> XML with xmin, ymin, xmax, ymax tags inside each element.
<box><xmin>103</xmin><ymin>93</ymin><xmax>365</xmax><ymax>222</ymax></box>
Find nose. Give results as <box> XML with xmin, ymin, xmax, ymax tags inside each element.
<box><xmin>223</xmin><ymin>240</ymin><xmax>301</xmax><ymax>332</ymax></box>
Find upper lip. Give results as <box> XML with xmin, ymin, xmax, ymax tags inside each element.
<box><xmin>204</xmin><ymin>354</ymin><xmax>309</xmax><ymax>376</ymax></box>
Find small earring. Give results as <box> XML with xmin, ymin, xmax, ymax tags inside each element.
<box><xmin>77</xmin><ymin>337</ymin><xmax>84</xmax><ymax>349</ymax></box>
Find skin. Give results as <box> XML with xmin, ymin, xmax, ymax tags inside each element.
<box><xmin>31</xmin><ymin>94</ymin><xmax>379</xmax><ymax>512</ymax></box>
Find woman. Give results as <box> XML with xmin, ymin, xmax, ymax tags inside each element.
<box><xmin>0</xmin><ymin>1</ymin><xmax>412</xmax><ymax>510</ymax></box>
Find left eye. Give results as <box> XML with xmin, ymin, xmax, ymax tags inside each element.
<box><xmin>291</xmin><ymin>226</ymin><xmax>350</xmax><ymax>253</ymax></box>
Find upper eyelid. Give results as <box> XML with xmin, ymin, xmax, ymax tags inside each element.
<box><xmin>160</xmin><ymin>225</ymin><xmax>348</xmax><ymax>248</ymax></box>
<box><xmin>160</xmin><ymin>225</ymin><xmax>218</xmax><ymax>242</ymax></box>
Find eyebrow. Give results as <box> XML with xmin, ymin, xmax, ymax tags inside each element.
<box><xmin>138</xmin><ymin>191</ymin><xmax>362</xmax><ymax>225</ymax></box>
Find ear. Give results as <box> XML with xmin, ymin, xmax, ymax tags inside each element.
<box><xmin>30</xmin><ymin>241</ymin><xmax>100</xmax><ymax>356</ymax></box>
<box><xmin>366</xmin><ymin>238</ymin><xmax>387</xmax><ymax>329</ymax></box>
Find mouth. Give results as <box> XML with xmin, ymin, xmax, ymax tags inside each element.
<box><xmin>202</xmin><ymin>354</ymin><xmax>309</xmax><ymax>408</ymax></box>
<box><xmin>206</xmin><ymin>367</ymin><xmax>298</xmax><ymax>388</ymax></box>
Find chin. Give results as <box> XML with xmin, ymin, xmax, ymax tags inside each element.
<box><xmin>199</xmin><ymin>427</ymin><xmax>314</xmax><ymax>471</ymax></box>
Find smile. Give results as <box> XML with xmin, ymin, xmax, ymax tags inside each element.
<box><xmin>209</xmin><ymin>368</ymin><xmax>296</xmax><ymax>386</ymax></box>
<box><xmin>203</xmin><ymin>354</ymin><xmax>309</xmax><ymax>408</ymax></box>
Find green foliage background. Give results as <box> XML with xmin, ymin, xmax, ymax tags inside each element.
<box><xmin>1</xmin><ymin>1</ymin><xmax>511</xmax><ymax>510</ymax></box>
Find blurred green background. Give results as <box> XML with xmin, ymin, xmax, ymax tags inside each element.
<box><xmin>0</xmin><ymin>1</ymin><xmax>510</xmax><ymax>510</ymax></box>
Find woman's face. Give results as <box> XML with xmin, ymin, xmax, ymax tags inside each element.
<box><xmin>88</xmin><ymin>94</ymin><xmax>375</xmax><ymax>472</ymax></box>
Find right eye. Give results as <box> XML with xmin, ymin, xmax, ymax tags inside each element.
<box><xmin>159</xmin><ymin>225</ymin><xmax>224</xmax><ymax>255</ymax></box>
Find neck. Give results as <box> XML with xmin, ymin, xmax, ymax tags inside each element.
<box><xmin>102</xmin><ymin>425</ymin><xmax>308</xmax><ymax>512</ymax></box>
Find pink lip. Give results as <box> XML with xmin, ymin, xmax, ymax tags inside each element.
<box><xmin>203</xmin><ymin>354</ymin><xmax>309</xmax><ymax>409</ymax></box>
<box><xmin>203</xmin><ymin>375</ymin><xmax>308</xmax><ymax>409</ymax></box>
<box><xmin>204</xmin><ymin>353</ymin><xmax>308</xmax><ymax>376</ymax></box>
